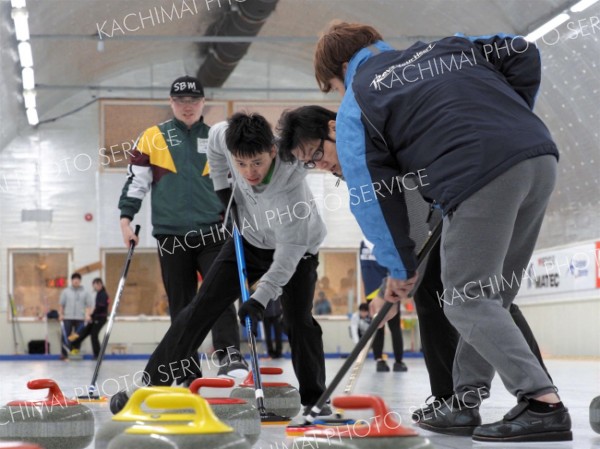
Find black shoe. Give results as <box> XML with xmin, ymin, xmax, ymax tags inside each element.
<box><xmin>472</xmin><ymin>400</ymin><xmax>572</xmax><ymax>442</ymax></box>
<box><xmin>180</xmin><ymin>375</ymin><xmax>201</xmax><ymax>388</ymax></box>
<box><xmin>303</xmin><ymin>402</ymin><xmax>333</xmax><ymax>417</ymax></box>
<box><xmin>109</xmin><ymin>390</ymin><xmax>130</xmax><ymax>415</ymax></box>
<box><xmin>376</xmin><ymin>360</ymin><xmax>390</xmax><ymax>372</ymax></box>
<box><xmin>412</xmin><ymin>395</ymin><xmax>452</xmax><ymax>423</ymax></box>
<box><xmin>217</xmin><ymin>349</ymin><xmax>249</xmax><ymax>378</ymax></box>
<box><xmin>393</xmin><ymin>361</ymin><xmax>408</xmax><ymax>372</ymax></box>
<box><xmin>415</xmin><ymin>396</ymin><xmax>481</xmax><ymax>436</ymax></box>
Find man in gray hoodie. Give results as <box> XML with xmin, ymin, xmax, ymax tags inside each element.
<box><xmin>59</xmin><ymin>272</ymin><xmax>94</xmax><ymax>358</ymax></box>
<box><xmin>110</xmin><ymin>112</ymin><xmax>329</xmax><ymax>416</ymax></box>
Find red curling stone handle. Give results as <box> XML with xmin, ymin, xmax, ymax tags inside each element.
<box><xmin>27</xmin><ymin>379</ymin><xmax>67</xmax><ymax>402</ymax></box>
<box><xmin>332</xmin><ymin>395</ymin><xmax>389</xmax><ymax>415</ymax></box>
<box><xmin>240</xmin><ymin>366</ymin><xmax>285</xmax><ymax>386</ymax></box>
<box><xmin>189</xmin><ymin>378</ymin><xmax>234</xmax><ymax>394</ymax></box>
<box><xmin>259</xmin><ymin>367</ymin><xmax>283</xmax><ymax>375</ymax></box>
<box><xmin>7</xmin><ymin>378</ymin><xmax>78</xmax><ymax>406</ymax></box>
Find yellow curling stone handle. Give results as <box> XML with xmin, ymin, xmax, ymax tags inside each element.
<box><xmin>126</xmin><ymin>393</ymin><xmax>234</xmax><ymax>435</ymax></box>
<box><xmin>113</xmin><ymin>386</ymin><xmax>190</xmax><ymax>422</ymax></box>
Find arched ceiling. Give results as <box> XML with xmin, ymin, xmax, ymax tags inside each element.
<box><xmin>1</xmin><ymin>0</ymin><xmax>597</xmax><ymax>246</ymax></box>
<box><xmin>3</xmin><ymin>0</ymin><xmax>573</xmax><ymax>118</ymax></box>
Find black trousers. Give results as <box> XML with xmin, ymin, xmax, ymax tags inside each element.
<box><xmin>372</xmin><ymin>308</ymin><xmax>404</xmax><ymax>363</ymax></box>
<box><xmin>264</xmin><ymin>316</ymin><xmax>283</xmax><ymax>358</ymax></box>
<box><xmin>71</xmin><ymin>319</ymin><xmax>107</xmax><ymax>357</ymax></box>
<box><xmin>414</xmin><ymin>239</ymin><xmax>551</xmax><ymax>399</ymax></box>
<box><xmin>61</xmin><ymin>320</ymin><xmax>84</xmax><ymax>357</ymax></box>
<box><xmin>144</xmin><ymin>238</ymin><xmax>326</xmax><ymax>405</ymax></box>
<box><xmin>157</xmin><ymin>234</ymin><xmax>240</xmax><ymax>380</ymax></box>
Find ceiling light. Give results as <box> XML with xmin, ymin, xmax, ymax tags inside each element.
<box><xmin>525</xmin><ymin>13</ymin><xmax>570</xmax><ymax>42</ymax></box>
<box><xmin>26</xmin><ymin>108</ymin><xmax>39</xmax><ymax>126</ymax></box>
<box><xmin>11</xmin><ymin>0</ymin><xmax>26</xmax><ymax>7</ymax></box>
<box><xmin>22</xmin><ymin>67</ymin><xmax>34</xmax><ymax>90</ymax></box>
<box><xmin>570</xmin><ymin>0</ymin><xmax>599</xmax><ymax>12</ymax></box>
<box><xmin>23</xmin><ymin>89</ymin><xmax>36</xmax><ymax>109</ymax></box>
<box><xmin>18</xmin><ymin>42</ymin><xmax>33</xmax><ymax>67</ymax></box>
<box><xmin>11</xmin><ymin>8</ymin><xmax>29</xmax><ymax>41</ymax></box>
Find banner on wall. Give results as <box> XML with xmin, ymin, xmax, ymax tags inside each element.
<box><xmin>518</xmin><ymin>241</ymin><xmax>600</xmax><ymax>302</ymax></box>
<box><xmin>597</xmin><ymin>242</ymin><xmax>600</xmax><ymax>289</ymax></box>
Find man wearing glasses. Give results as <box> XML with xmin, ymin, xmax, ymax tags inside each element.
<box><xmin>118</xmin><ymin>76</ymin><xmax>247</xmax><ymax>383</ymax></box>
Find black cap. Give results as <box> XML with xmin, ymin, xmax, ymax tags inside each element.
<box><xmin>170</xmin><ymin>76</ymin><xmax>204</xmax><ymax>98</ymax></box>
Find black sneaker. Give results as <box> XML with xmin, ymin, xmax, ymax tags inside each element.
<box><xmin>109</xmin><ymin>390</ymin><xmax>130</xmax><ymax>415</ymax></box>
<box><xmin>180</xmin><ymin>375</ymin><xmax>201</xmax><ymax>388</ymax></box>
<box><xmin>472</xmin><ymin>400</ymin><xmax>572</xmax><ymax>442</ymax></box>
<box><xmin>393</xmin><ymin>361</ymin><xmax>408</xmax><ymax>372</ymax></box>
<box><xmin>376</xmin><ymin>360</ymin><xmax>390</xmax><ymax>372</ymax></box>
<box><xmin>415</xmin><ymin>396</ymin><xmax>481</xmax><ymax>436</ymax></box>
<box><xmin>217</xmin><ymin>349</ymin><xmax>249</xmax><ymax>378</ymax></box>
<box><xmin>303</xmin><ymin>402</ymin><xmax>333</xmax><ymax>417</ymax></box>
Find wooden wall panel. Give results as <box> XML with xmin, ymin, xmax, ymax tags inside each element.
<box><xmin>11</xmin><ymin>252</ymin><xmax>69</xmax><ymax>318</ymax></box>
<box><xmin>104</xmin><ymin>251</ymin><xmax>168</xmax><ymax>316</ymax></box>
<box><xmin>100</xmin><ymin>100</ymin><xmax>229</xmax><ymax>169</ymax></box>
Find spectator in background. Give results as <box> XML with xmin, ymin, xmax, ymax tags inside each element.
<box><xmin>59</xmin><ymin>272</ymin><xmax>93</xmax><ymax>359</ymax></box>
<box><xmin>69</xmin><ymin>278</ymin><xmax>109</xmax><ymax>359</ymax></box>
<box><xmin>313</xmin><ymin>291</ymin><xmax>332</xmax><ymax>315</ymax></box>
<box><xmin>316</xmin><ymin>276</ymin><xmax>336</xmax><ymax>299</ymax></box>
<box><xmin>263</xmin><ymin>298</ymin><xmax>283</xmax><ymax>359</ymax></box>
<box><xmin>360</xmin><ymin>239</ymin><xmax>407</xmax><ymax>372</ymax></box>
<box><xmin>349</xmin><ymin>302</ymin><xmax>371</xmax><ymax>343</ymax></box>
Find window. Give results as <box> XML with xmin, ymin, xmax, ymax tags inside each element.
<box><xmin>103</xmin><ymin>249</ymin><xmax>168</xmax><ymax>317</ymax></box>
<box><xmin>10</xmin><ymin>250</ymin><xmax>70</xmax><ymax>319</ymax></box>
<box><xmin>314</xmin><ymin>250</ymin><xmax>360</xmax><ymax>316</ymax></box>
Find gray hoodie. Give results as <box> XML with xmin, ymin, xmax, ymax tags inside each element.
<box><xmin>60</xmin><ymin>286</ymin><xmax>94</xmax><ymax>320</ymax></box>
<box><xmin>207</xmin><ymin>121</ymin><xmax>327</xmax><ymax>307</ymax></box>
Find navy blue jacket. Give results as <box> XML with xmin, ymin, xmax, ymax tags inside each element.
<box><xmin>336</xmin><ymin>35</ymin><xmax>558</xmax><ymax>280</ymax></box>
<box><xmin>91</xmin><ymin>288</ymin><xmax>109</xmax><ymax>320</ymax></box>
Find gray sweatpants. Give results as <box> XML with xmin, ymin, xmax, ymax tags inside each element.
<box><xmin>441</xmin><ymin>155</ymin><xmax>558</xmax><ymax>402</ymax></box>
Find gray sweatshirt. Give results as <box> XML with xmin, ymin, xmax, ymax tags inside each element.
<box><xmin>207</xmin><ymin>121</ymin><xmax>327</xmax><ymax>307</ymax></box>
<box><xmin>60</xmin><ymin>286</ymin><xmax>94</xmax><ymax>320</ymax></box>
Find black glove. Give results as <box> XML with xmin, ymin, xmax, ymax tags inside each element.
<box><xmin>215</xmin><ymin>187</ymin><xmax>234</xmax><ymax>209</ymax></box>
<box><xmin>238</xmin><ymin>298</ymin><xmax>265</xmax><ymax>337</ymax></box>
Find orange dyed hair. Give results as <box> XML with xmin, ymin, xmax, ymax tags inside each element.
<box><xmin>314</xmin><ymin>21</ymin><xmax>383</xmax><ymax>93</ymax></box>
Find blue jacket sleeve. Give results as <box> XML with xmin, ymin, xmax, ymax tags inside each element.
<box><xmin>461</xmin><ymin>34</ymin><xmax>541</xmax><ymax>109</ymax></box>
<box><xmin>336</xmin><ymin>88</ymin><xmax>416</xmax><ymax>280</ymax></box>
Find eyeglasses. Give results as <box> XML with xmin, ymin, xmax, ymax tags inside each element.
<box><xmin>303</xmin><ymin>139</ymin><xmax>325</xmax><ymax>169</ymax></box>
<box><xmin>172</xmin><ymin>97</ymin><xmax>203</xmax><ymax>105</ymax></box>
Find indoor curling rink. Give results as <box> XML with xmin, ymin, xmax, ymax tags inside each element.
<box><xmin>1</xmin><ymin>0</ymin><xmax>599</xmax><ymax>449</ymax></box>
<box><xmin>0</xmin><ymin>357</ymin><xmax>599</xmax><ymax>448</ymax></box>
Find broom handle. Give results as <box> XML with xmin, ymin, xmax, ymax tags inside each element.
<box><xmin>230</xmin><ymin>200</ymin><xmax>269</xmax><ymax>415</ymax></box>
<box><xmin>305</xmin><ymin>221</ymin><xmax>442</xmax><ymax>423</ymax></box>
<box><xmin>88</xmin><ymin>225</ymin><xmax>140</xmax><ymax>392</ymax></box>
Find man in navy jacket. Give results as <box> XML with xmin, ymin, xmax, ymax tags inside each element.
<box><xmin>285</xmin><ymin>22</ymin><xmax>570</xmax><ymax>443</ymax></box>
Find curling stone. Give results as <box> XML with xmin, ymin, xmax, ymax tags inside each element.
<box><xmin>190</xmin><ymin>378</ymin><xmax>260</xmax><ymax>445</ymax></box>
<box><xmin>95</xmin><ymin>386</ymin><xmax>190</xmax><ymax>449</ymax></box>
<box><xmin>107</xmin><ymin>393</ymin><xmax>250</xmax><ymax>449</ymax></box>
<box><xmin>297</xmin><ymin>395</ymin><xmax>435</xmax><ymax>449</ymax></box>
<box><xmin>0</xmin><ymin>443</ymin><xmax>44</xmax><ymax>449</ymax></box>
<box><xmin>591</xmin><ymin>395</ymin><xmax>600</xmax><ymax>433</ymax></box>
<box><xmin>230</xmin><ymin>367</ymin><xmax>301</xmax><ymax>418</ymax></box>
<box><xmin>0</xmin><ymin>379</ymin><xmax>94</xmax><ymax>449</ymax></box>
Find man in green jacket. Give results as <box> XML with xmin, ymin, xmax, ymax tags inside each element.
<box><xmin>118</xmin><ymin>76</ymin><xmax>247</xmax><ymax>382</ymax></box>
